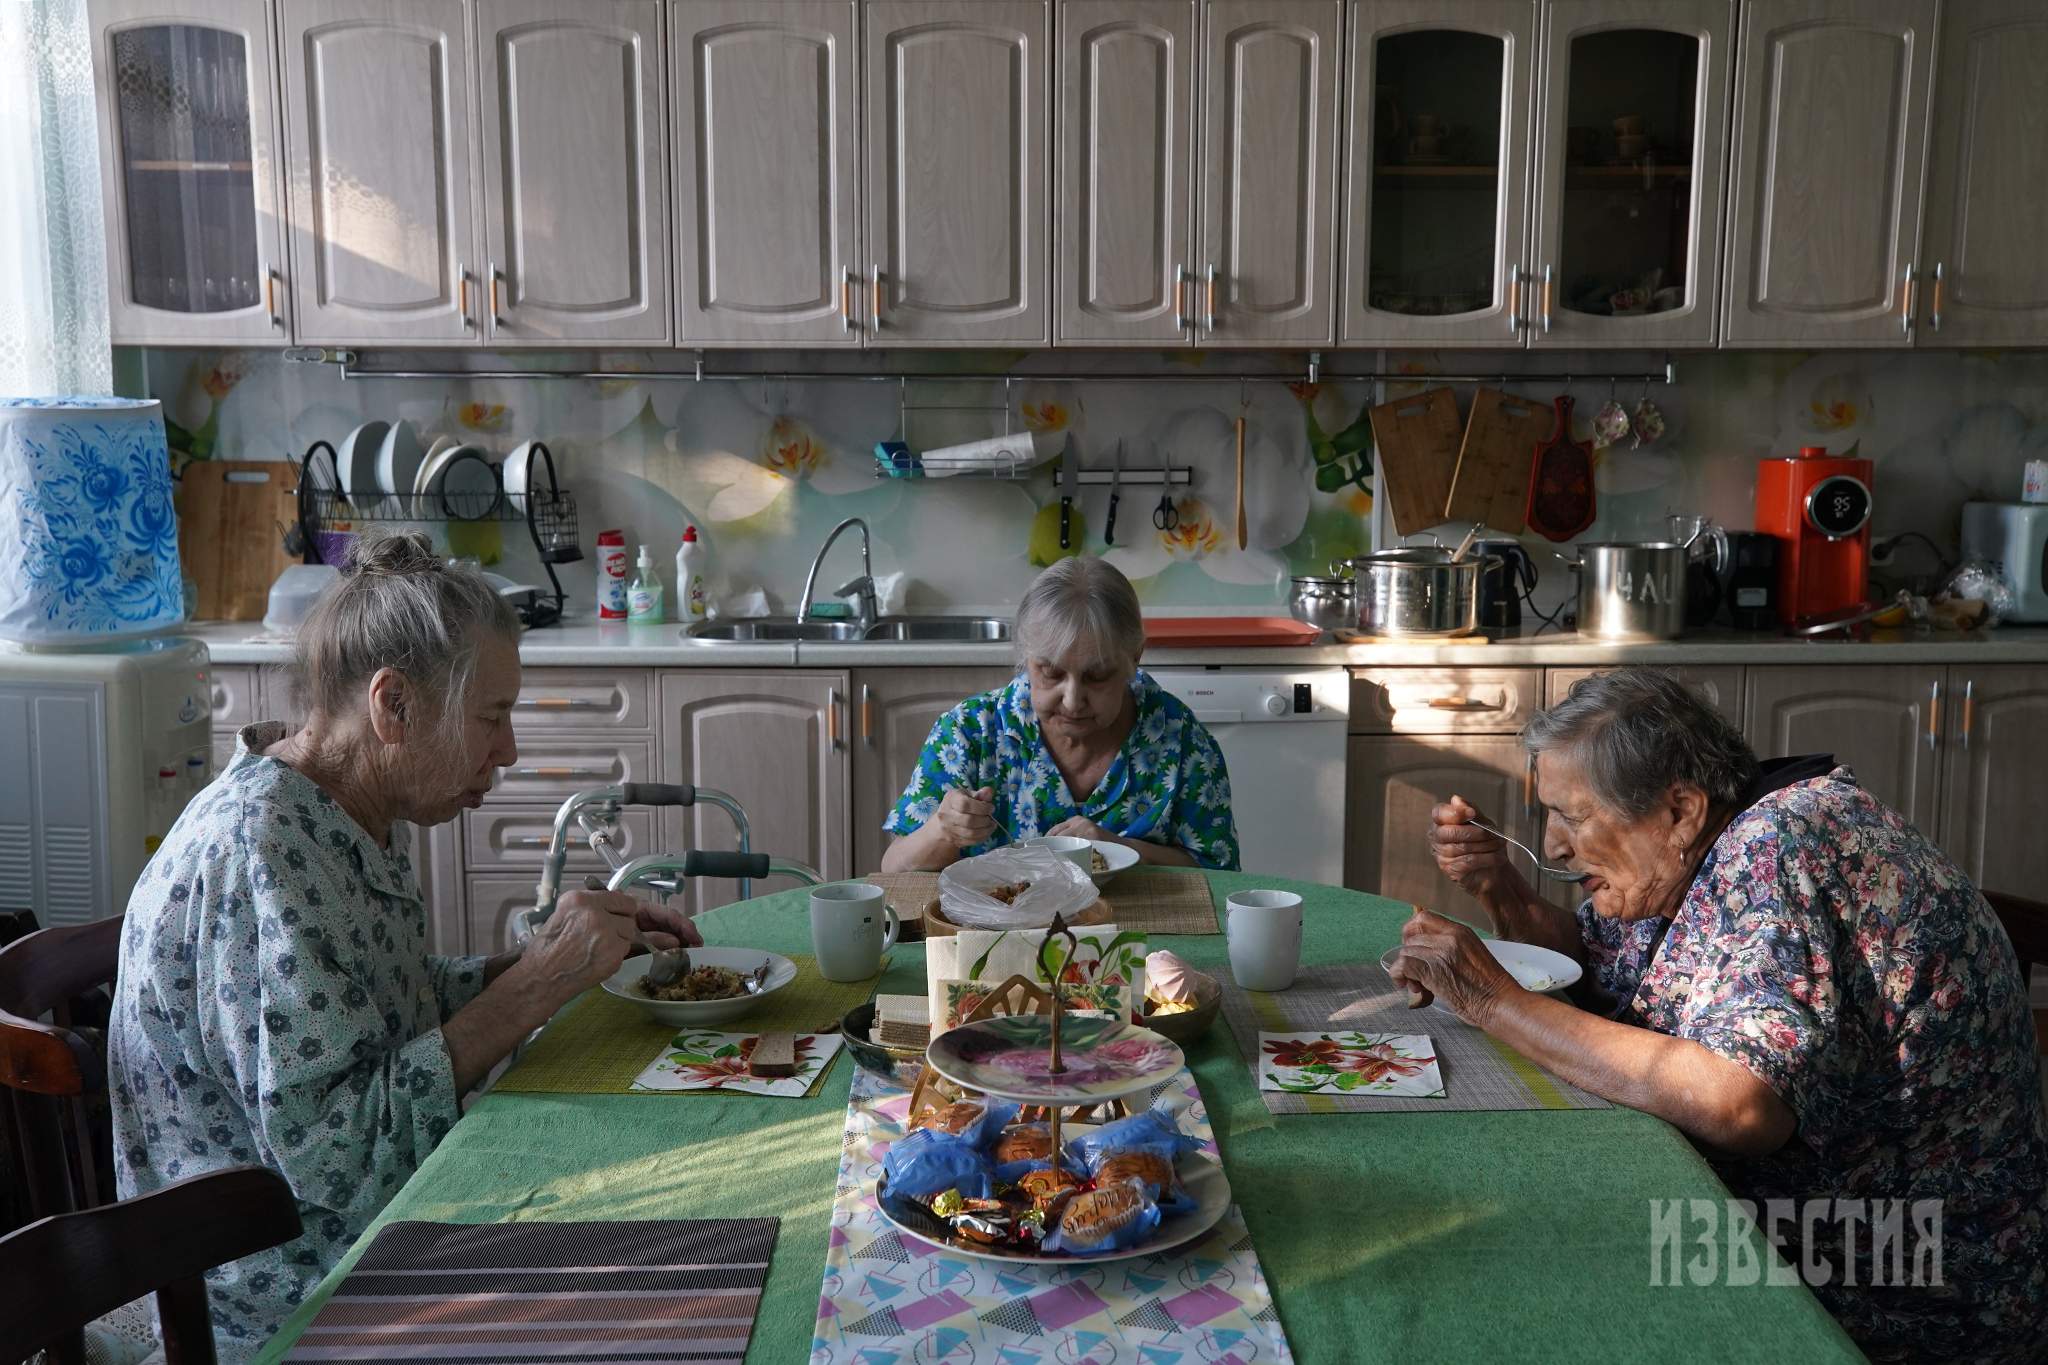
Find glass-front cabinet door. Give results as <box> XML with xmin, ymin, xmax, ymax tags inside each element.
<box><xmin>89</xmin><ymin>0</ymin><xmax>291</xmax><ymax>344</ymax></box>
<box><xmin>1527</xmin><ymin>0</ymin><xmax>1735</xmax><ymax>348</ymax></box>
<box><xmin>1340</xmin><ymin>0</ymin><xmax>1537</xmax><ymax>347</ymax></box>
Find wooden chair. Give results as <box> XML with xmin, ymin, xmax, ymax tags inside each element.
<box><xmin>1984</xmin><ymin>891</ymin><xmax>2048</xmax><ymax>1055</ymax></box>
<box><xmin>0</xmin><ymin>1163</ymin><xmax>301</xmax><ymax>1365</ymax></box>
<box><xmin>0</xmin><ymin>917</ymin><xmax>124</xmax><ymax>1222</ymax></box>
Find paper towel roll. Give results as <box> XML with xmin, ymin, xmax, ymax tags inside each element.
<box><xmin>0</xmin><ymin>398</ymin><xmax>184</xmax><ymax>644</ymax></box>
<box><xmin>920</xmin><ymin>428</ymin><xmax>1063</xmax><ymax>478</ymax></box>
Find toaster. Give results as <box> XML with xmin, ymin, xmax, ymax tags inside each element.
<box><xmin>1959</xmin><ymin>502</ymin><xmax>2048</xmax><ymax>623</ymax></box>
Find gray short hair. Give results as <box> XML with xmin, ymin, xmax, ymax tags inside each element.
<box><xmin>1522</xmin><ymin>667</ymin><xmax>1759</xmax><ymax>818</ymax></box>
<box><xmin>1015</xmin><ymin>557</ymin><xmax>1145</xmax><ymax>674</ymax></box>
<box><xmin>287</xmin><ymin>531</ymin><xmax>519</xmax><ymax>741</ymax></box>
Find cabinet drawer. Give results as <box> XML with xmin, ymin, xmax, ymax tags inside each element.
<box><xmin>1350</xmin><ymin>668</ymin><xmax>1544</xmax><ymax>735</ymax></box>
<box><xmin>513</xmin><ymin>669</ymin><xmax>652</xmax><ymax>731</ymax></box>
<box><xmin>489</xmin><ymin>739</ymin><xmax>654</xmax><ymax>806</ymax></box>
<box><xmin>1546</xmin><ymin>666</ymin><xmax>1744</xmax><ymax>729</ymax></box>
<box><xmin>462</xmin><ymin>807</ymin><xmax>657</xmax><ymax>871</ymax></box>
<box><xmin>465</xmin><ymin>874</ymin><xmax>541</xmax><ymax>956</ymax></box>
<box><xmin>210</xmin><ymin>664</ymin><xmax>260</xmax><ymax>728</ymax></box>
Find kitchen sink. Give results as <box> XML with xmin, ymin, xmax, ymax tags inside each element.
<box><xmin>683</xmin><ymin>614</ymin><xmax>1011</xmax><ymax>645</ymax></box>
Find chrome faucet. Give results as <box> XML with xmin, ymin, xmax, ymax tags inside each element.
<box><xmin>797</xmin><ymin>516</ymin><xmax>879</xmax><ymax>628</ymax></box>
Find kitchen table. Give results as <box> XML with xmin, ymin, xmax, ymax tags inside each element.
<box><xmin>256</xmin><ymin>872</ymin><xmax>1862</xmax><ymax>1363</ymax></box>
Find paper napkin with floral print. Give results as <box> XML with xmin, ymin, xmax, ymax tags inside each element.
<box><xmin>1258</xmin><ymin>1031</ymin><xmax>1444</xmax><ymax>1098</ymax></box>
<box><xmin>630</xmin><ymin>1030</ymin><xmax>845</xmax><ymax>1098</ymax></box>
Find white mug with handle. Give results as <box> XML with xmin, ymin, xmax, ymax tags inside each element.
<box><xmin>810</xmin><ymin>882</ymin><xmax>901</xmax><ymax>982</ymax></box>
<box><xmin>1226</xmin><ymin>889</ymin><xmax>1304</xmax><ymax>991</ymax></box>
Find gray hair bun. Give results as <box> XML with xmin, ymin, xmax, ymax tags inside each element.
<box><xmin>347</xmin><ymin>530</ymin><xmax>445</xmax><ymax>578</ymax></box>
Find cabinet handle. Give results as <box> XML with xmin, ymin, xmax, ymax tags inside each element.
<box><xmin>1931</xmin><ymin>261</ymin><xmax>1945</xmax><ymax>333</ymax></box>
<box><xmin>1541</xmin><ymin>263</ymin><xmax>1554</xmax><ymax>334</ymax></box>
<box><xmin>870</xmin><ymin>264</ymin><xmax>883</xmax><ymax>332</ymax></box>
<box><xmin>1927</xmin><ymin>677</ymin><xmax>1941</xmax><ymax>752</ymax></box>
<box><xmin>505</xmin><ymin>835</ymin><xmax>554</xmax><ymax>849</ymax></box>
<box><xmin>1203</xmin><ymin>264</ymin><xmax>1218</xmax><ymax>334</ymax></box>
<box><xmin>1901</xmin><ymin>263</ymin><xmax>1916</xmax><ymax>338</ymax></box>
<box><xmin>1506</xmin><ymin>269</ymin><xmax>1521</xmax><ymax>334</ymax></box>
<box><xmin>1172</xmin><ymin>264</ymin><xmax>1189</xmax><ymax>332</ymax></box>
<box><xmin>266</xmin><ymin>269</ymin><xmax>281</xmax><ymax>328</ymax></box>
<box><xmin>489</xmin><ymin>261</ymin><xmax>503</xmax><ymax>325</ymax></box>
<box><xmin>1523</xmin><ymin>752</ymin><xmax>1536</xmax><ymax>816</ymax></box>
<box><xmin>1425</xmin><ymin>696</ymin><xmax>1503</xmax><ymax>712</ymax></box>
<box><xmin>841</xmin><ymin>268</ymin><xmax>856</xmax><ymax>333</ymax></box>
<box><xmin>827</xmin><ymin>688</ymin><xmax>843</xmax><ymax>750</ymax></box>
<box><xmin>514</xmin><ymin>697</ymin><xmax>605</xmax><ymax>711</ymax></box>
<box><xmin>458</xmin><ymin>264</ymin><xmax>472</xmax><ymax>329</ymax></box>
<box><xmin>510</xmin><ymin>765</ymin><xmax>608</xmax><ymax>779</ymax></box>
<box><xmin>861</xmin><ymin>683</ymin><xmax>875</xmax><ymax>749</ymax></box>
<box><xmin>1960</xmin><ymin>676</ymin><xmax>1973</xmax><ymax>751</ymax></box>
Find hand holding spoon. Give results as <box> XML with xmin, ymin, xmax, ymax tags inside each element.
<box><xmin>1463</xmin><ymin>818</ymin><xmax>1591</xmax><ymax>885</ymax></box>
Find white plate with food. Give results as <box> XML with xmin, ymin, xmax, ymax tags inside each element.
<box><xmin>875</xmin><ymin>1136</ymin><xmax>1230</xmax><ymax>1265</ymax></box>
<box><xmin>1379</xmin><ymin>938</ymin><xmax>1582</xmax><ymax>1005</ymax></box>
<box><xmin>1085</xmin><ymin>839</ymin><xmax>1140</xmax><ymax>886</ymax></box>
<box><xmin>600</xmin><ymin>947</ymin><xmax>796</xmax><ymax>1027</ymax></box>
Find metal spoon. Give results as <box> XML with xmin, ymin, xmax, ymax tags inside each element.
<box><xmin>1464</xmin><ymin>818</ymin><xmax>1592</xmax><ymax>885</ymax></box>
<box><xmin>586</xmin><ymin>874</ymin><xmax>690</xmax><ymax>986</ymax></box>
<box><xmin>740</xmin><ymin>960</ymin><xmax>774</xmax><ymax>995</ymax></box>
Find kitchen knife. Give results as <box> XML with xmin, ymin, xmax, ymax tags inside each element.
<box><xmin>1059</xmin><ymin>437</ymin><xmax>1078</xmax><ymax>549</ymax></box>
<box><xmin>1106</xmin><ymin>438</ymin><xmax>1123</xmax><ymax>545</ymax></box>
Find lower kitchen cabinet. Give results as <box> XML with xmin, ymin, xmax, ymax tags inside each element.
<box><xmin>1545</xmin><ymin>665</ymin><xmax>1745</xmax><ymax>729</ymax></box>
<box><xmin>851</xmin><ymin>667</ymin><xmax>1015</xmax><ymax>873</ymax></box>
<box><xmin>1744</xmin><ymin>664</ymin><xmax>1942</xmax><ymax>837</ymax></box>
<box><xmin>465</xmin><ymin>873</ymin><xmax>540</xmax><ymax>956</ymax></box>
<box><xmin>1344</xmin><ymin>734</ymin><xmax>1540</xmax><ymax>926</ymax></box>
<box><xmin>659</xmin><ymin>671</ymin><xmax>851</xmax><ymax>915</ymax></box>
<box><xmin>1938</xmin><ymin>665</ymin><xmax>2048</xmax><ymax>898</ymax></box>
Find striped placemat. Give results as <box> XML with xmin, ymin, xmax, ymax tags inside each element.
<box><xmin>1100</xmin><ymin>868</ymin><xmax>1222</xmax><ymax>935</ymax></box>
<box><xmin>865</xmin><ymin>871</ymin><xmax>936</xmax><ymax>940</ymax></box>
<box><xmin>494</xmin><ymin>955</ymin><xmax>875</xmax><ymax>1095</ymax></box>
<box><xmin>1219</xmin><ymin>962</ymin><xmax>1610</xmax><ymax>1113</ymax></box>
<box><xmin>284</xmin><ymin>1218</ymin><xmax>776</xmax><ymax>1362</ymax></box>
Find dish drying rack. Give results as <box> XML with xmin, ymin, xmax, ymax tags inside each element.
<box><xmin>296</xmin><ymin>438</ymin><xmax>582</xmax><ymax>627</ymax></box>
<box><xmin>874</xmin><ymin>376</ymin><xmax>1192</xmax><ymax>485</ymax></box>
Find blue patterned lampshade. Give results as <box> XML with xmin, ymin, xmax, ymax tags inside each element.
<box><xmin>0</xmin><ymin>397</ymin><xmax>184</xmax><ymax>645</ymax></box>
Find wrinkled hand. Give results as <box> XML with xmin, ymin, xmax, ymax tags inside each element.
<box><xmin>522</xmin><ymin>890</ymin><xmax>702</xmax><ymax>1003</ymax></box>
<box><xmin>1385</xmin><ymin>908</ymin><xmax>1519</xmax><ymax>1024</ymax></box>
<box><xmin>1048</xmin><ymin>816</ymin><xmax>1116</xmax><ymax>844</ymax></box>
<box><xmin>933</xmin><ymin>787</ymin><xmax>997</xmax><ymax>849</ymax></box>
<box><xmin>1429</xmin><ymin>795</ymin><xmax>1518</xmax><ymax>902</ymax></box>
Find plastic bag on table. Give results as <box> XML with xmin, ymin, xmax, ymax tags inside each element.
<box><xmin>938</xmin><ymin>846</ymin><xmax>1098</xmax><ymax>930</ymax></box>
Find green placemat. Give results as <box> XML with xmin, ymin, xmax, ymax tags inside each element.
<box><xmin>494</xmin><ymin>954</ymin><xmax>877</xmax><ymax>1096</ymax></box>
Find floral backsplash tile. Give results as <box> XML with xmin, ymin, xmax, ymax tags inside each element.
<box><xmin>138</xmin><ymin>347</ymin><xmax>2048</xmax><ymax>614</ymax></box>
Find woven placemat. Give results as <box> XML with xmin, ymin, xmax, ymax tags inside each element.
<box><xmin>1100</xmin><ymin>868</ymin><xmax>1221</xmax><ymax>935</ymax></box>
<box><xmin>494</xmin><ymin>954</ymin><xmax>876</xmax><ymax>1096</ymax></box>
<box><xmin>1219</xmin><ymin>962</ymin><xmax>1610</xmax><ymax>1113</ymax></box>
<box><xmin>865</xmin><ymin>871</ymin><xmax>936</xmax><ymax>940</ymax></box>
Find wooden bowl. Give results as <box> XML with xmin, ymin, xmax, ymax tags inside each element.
<box><xmin>921</xmin><ymin>895</ymin><xmax>1116</xmax><ymax>938</ymax></box>
<box><xmin>1138</xmin><ymin>981</ymin><xmax>1221</xmax><ymax>1046</ymax></box>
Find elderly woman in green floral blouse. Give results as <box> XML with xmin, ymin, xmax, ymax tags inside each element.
<box><xmin>880</xmin><ymin>556</ymin><xmax>1239</xmax><ymax>873</ymax></box>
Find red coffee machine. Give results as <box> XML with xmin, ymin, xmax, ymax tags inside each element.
<box><xmin>1754</xmin><ymin>445</ymin><xmax>1874</xmax><ymax>626</ymax></box>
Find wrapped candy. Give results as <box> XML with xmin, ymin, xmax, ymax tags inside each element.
<box><xmin>989</xmin><ymin>1122</ymin><xmax>1056</xmax><ymax>1183</ymax></box>
<box><xmin>883</xmin><ymin>1126</ymin><xmax>994</xmax><ymax>1200</ymax></box>
<box><xmin>1064</xmin><ymin>1108</ymin><xmax>1201</xmax><ymax>1216</ymax></box>
<box><xmin>907</xmin><ymin>1099</ymin><xmax>1014</xmax><ymax>1148</ymax></box>
<box><xmin>1040</xmin><ymin>1177</ymin><xmax>1162</xmax><ymax>1255</ymax></box>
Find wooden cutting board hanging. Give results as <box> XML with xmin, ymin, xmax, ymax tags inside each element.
<box><xmin>175</xmin><ymin>460</ymin><xmax>301</xmax><ymax>620</ymax></box>
<box><xmin>1445</xmin><ymin>387</ymin><xmax>1553</xmax><ymax>533</ymax></box>
<box><xmin>1523</xmin><ymin>396</ymin><xmax>1598</xmax><ymax>542</ymax></box>
<box><xmin>1367</xmin><ymin>387</ymin><xmax>1463</xmax><ymax>536</ymax></box>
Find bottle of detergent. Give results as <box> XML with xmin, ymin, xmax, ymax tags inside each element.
<box><xmin>627</xmin><ymin>544</ymin><xmax>665</xmax><ymax>623</ymax></box>
<box><xmin>674</xmin><ymin>525</ymin><xmax>713</xmax><ymax>620</ymax></box>
<box><xmin>596</xmin><ymin>529</ymin><xmax>629</xmax><ymax>620</ymax></box>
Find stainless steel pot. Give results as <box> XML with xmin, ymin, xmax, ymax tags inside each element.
<box><xmin>1573</xmin><ymin>541</ymin><xmax>1688</xmax><ymax>640</ymax></box>
<box><xmin>1342</xmin><ymin>548</ymin><xmax>1485</xmax><ymax>638</ymax></box>
<box><xmin>1288</xmin><ymin>574</ymin><xmax>1358</xmax><ymax>632</ymax></box>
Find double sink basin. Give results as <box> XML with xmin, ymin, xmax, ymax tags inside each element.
<box><xmin>684</xmin><ymin>614</ymin><xmax>1012</xmax><ymax>645</ymax></box>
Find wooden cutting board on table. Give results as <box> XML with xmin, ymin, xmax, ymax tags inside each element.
<box><xmin>1446</xmin><ymin>388</ymin><xmax>1552</xmax><ymax>533</ymax></box>
<box><xmin>1367</xmin><ymin>387</ymin><xmax>1463</xmax><ymax>536</ymax></box>
<box><xmin>175</xmin><ymin>460</ymin><xmax>300</xmax><ymax>620</ymax></box>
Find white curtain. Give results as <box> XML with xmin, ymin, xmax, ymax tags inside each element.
<box><xmin>0</xmin><ymin>0</ymin><xmax>113</xmax><ymax>397</ymax></box>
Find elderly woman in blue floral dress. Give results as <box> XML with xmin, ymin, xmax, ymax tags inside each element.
<box><xmin>108</xmin><ymin>534</ymin><xmax>697</xmax><ymax>1358</ymax></box>
<box><xmin>1390</xmin><ymin>666</ymin><xmax>2047</xmax><ymax>1363</ymax></box>
<box><xmin>881</xmin><ymin>557</ymin><xmax>1239</xmax><ymax>872</ymax></box>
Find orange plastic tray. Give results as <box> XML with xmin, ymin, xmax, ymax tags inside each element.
<box><xmin>1141</xmin><ymin>616</ymin><xmax>1323</xmax><ymax>647</ymax></box>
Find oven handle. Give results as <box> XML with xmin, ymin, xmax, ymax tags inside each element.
<box><xmin>1190</xmin><ymin>710</ymin><xmax>1246</xmax><ymax>724</ymax></box>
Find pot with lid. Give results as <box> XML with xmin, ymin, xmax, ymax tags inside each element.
<box><xmin>1572</xmin><ymin>541</ymin><xmax>1688</xmax><ymax>640</ymax></box>
<box><xmin>1339</xmin><ymin>547</ymin><xmax>1487</xmax><ymax>638</ymax></box>
<box><xmin>1288</xmin><ymin>574</ymin><xmax>1358</xmax><ymax>632</ymax></box>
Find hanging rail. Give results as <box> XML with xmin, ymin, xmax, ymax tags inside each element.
<box><xmin>283</xmin><ymin>348</ymin><xmax>1678</xmax><ymax>389</ymax></box>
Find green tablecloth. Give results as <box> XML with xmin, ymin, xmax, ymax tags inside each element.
<box><xmin>257</xmin><ymin>872</ymin><xmax>1862</xmax><ymax>1363</ymax></box>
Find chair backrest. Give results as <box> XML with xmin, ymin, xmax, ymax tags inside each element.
<box><xmin>0</xmin><ymin>1163</ymin><xmax>301</xmax><ymax>1365</ymax></box>
<box><xmin>1985</xmin><ymin>891</ymin><xmax>2048</xmax><ymax>974</ymax></box>
<box><xmin>0</xmin><ymin>917</ymin><xmax>124</xmax><ymax>1221</ymax></box>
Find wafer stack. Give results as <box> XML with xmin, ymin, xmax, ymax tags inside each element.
<box><xmin>875</xmin><ymin>993</ymin><xmax>931</xmax><ymax>1050</ymax></box>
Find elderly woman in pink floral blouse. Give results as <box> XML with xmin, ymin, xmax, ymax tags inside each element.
<box><xmin>1389</xmin><ymin>667</ymin><xmax>2047</xmax><ymax>1363</ymax></box>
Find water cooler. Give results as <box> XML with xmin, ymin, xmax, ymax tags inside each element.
<box><xmin>0</xmin><ymin>398</ymin><xmax>209</xmax><ymax>925</ymax></box>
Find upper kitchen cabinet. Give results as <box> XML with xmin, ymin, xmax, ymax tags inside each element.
<box><xmin>475</xmin><ymin>0</ymin><xmax>672</xmax><ymax>345</ymax></box>
<box><xmin>1721</xmin><ymin>0</ymin><xmax>1938</xmax><ymax>348</ymax></box>
<box><xmin>671</xmin><ymin>0</ymin><xmax>860</xmax><ymax>346</ymax></box>
<box><xmin>1053</xmin><ymin>0</ymin><xmax>1196</xmax><ymax>346</ymax></box>
<box><xmin>278</xmin><ymin>0</ymin><xmax>478</xmax><ymax>345</ymax></box>
<box><xmin>1340</xmin><ymin>0</ymin><xmax>1537</xmax><ymax>348</ymax></box>
<box><xmin>1195</xmin><ymin>0</ymin><xmax>1341</xmax><ymax>346</ymax></box>
<box><xmin>87</xmin><ymin>0</ymin><xmax>291</xmax><ymax>344</ymax></box>
<box><xmin>1917</xmin><ymin>0</ymin><xmax>2048</xmax><ymax>346</ymax></box>
<box><xmin>864</xmin><ymin>0</ymin><xmax>1051</xmax><ymax>345</ymax></box>
<box><xmin>1527</xmin><ymin>0</ymin><xmax>1735</xmax><ymax>348</ymax></box>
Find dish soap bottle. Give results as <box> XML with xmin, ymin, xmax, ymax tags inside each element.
<box><xmin>675</xmin><ymin>525</ymin><xmax>712</xmax><ymax>621</ymax></box>
<box><xmin>626</xmin><ymin>544</ymin><xmax>665</xmax><ymax>624</ymax></box>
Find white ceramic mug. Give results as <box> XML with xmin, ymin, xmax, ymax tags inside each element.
<box><xmin>1226</xmin><ymin>890</ymin><xmax>1304</xmax><ymax>991</ymax></box>
<box><xmin>810</xmin><ymin>883</ymin><xmax>901</xmax><ymax>982</ymax></box>
<box><xmin>1021</xmin><ymin>834</ymin><xmax>1093</xmax><ymax>871</ymax></box>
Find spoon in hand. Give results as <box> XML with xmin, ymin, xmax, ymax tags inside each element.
<box><xmin>1463</xmin><ymin>818</ymin><xmax>1592</xmax><ymax>885</ymax></box>
<box><xmin>586</xmin><ymin>874</ymin><xmax>690</xmax><ymax>986</ymax></box>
